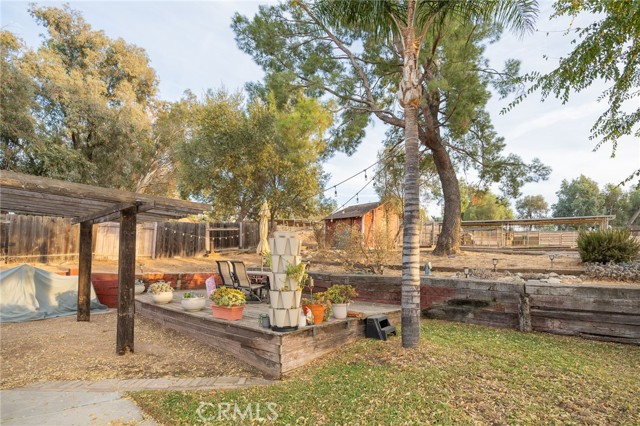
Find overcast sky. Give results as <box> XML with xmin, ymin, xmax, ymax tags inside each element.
<box><xmin>2</xmin><ymin>0</ymin><xmax>638</xmax><ymax>216</ymax></box>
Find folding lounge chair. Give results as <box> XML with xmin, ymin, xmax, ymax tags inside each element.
<box><xmin>216</xmin><ymin>260</ymin><xmax>236</xmax><ymax>288</ymax></box>
<box><xmin>231</xmin><ymin>260</ymin><xmax>267</xmax><ymax>302</ymax></box>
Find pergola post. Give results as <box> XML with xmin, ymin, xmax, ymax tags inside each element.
<box><xmin>77</xmin><ymin>221</ymin><xmax>93</xmax><ymax>321</ymax></box>
<box><xmin>116</xmin><ymin>206</ymin><xmax>137</xmax><ymax>355</ymax></box>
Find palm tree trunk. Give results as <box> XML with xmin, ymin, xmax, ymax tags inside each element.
<box><xmin>398</xmin><ymin>2</ymin><xmax>421</xmax><ymax>348</ymax></box>
<box><xmin>401</xmin><ymin>104</ymin><xmax>422</xmax><ymax>348</ymax></box>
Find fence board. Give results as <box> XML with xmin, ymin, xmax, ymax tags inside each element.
<box><xmin>1</xmin><ymin>214</ymin><xmax>263</xmax><ymax>261</ymax></box>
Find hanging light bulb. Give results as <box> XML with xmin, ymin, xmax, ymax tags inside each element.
<box><xmin>334</xmin><ymin>186</ymin><xmax>337</xmax><ymax>197</ymax></box>
<box><xmin>364</xmin><ymin>169</ymin><xmax>368</xmax><ymax>180</ymax></box>
<box><xmin>356</xmin><ymin>194</ymin><xmax>359</xmax><ymax>203</ymax></box>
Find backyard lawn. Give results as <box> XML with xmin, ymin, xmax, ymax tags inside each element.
<box><xmin>130</xmin><ymin>319</ymin><xmax>639</xmax><ymax>425</ymax></box>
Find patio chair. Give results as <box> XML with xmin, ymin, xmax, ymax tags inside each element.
<box><xmin>216</xmin><ymin>260</ymin><xmax>236</xmax><ymax>288</ymax></box>
<box><xmin>231</xmin><ymin>260</ymin><xmax>267</xmax><ymax>303</ymax></box>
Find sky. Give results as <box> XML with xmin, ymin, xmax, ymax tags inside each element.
<box><xmin>2</xmin><ymin>0</ymin><xmax>638</xmax><ymax>217</ymax></box>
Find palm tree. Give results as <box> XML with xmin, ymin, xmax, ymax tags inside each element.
<box><xmin>314</xmin><ymin>0</ymin><xmax>538</xmax><ymax>348</ymax></box>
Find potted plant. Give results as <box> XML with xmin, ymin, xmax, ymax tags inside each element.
<box><xmin>209</xmin><ymin>287</ymin><xmax>246</xmax><ymax>320</ymax></box>
<box><xmin>285</xmin><ymin>263</ymin><xmax>307</xmax><ymax>291</ymax></box>
<box><xmin>301</xmin><ymin>290</ymin><xmax>330</xmax><ymax>325</ymax></box>
<box><xmin>147</xmin><ymin>281</ymin><xmax>174</xmax><ymax>304</ymax></box>
<box><xmin>326</xmin><ymin>284</ymin><xmax>357</xmax><ymax>319</ymax></box>
<box><xmin>181</xmin><ymin>291</ymin><xmax>206</xmax><ymax>312</ymax></box>
<box><xmin>134</xmin><ymin>279</ymin><xmax>146</xmax><ymax>295</ymax></box>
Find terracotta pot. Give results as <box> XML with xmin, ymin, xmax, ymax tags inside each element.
<box><xmin>92</xmin><ymin>275</ymin><xmax>119</xmax><ymax>308</ymax></box>
<box><xmin>212</xmin><ymin>304</ymin><xmax>244</xmax><ymax>321</ymax></box>
<box><xmin>303</xmin><ymin>304</ymin><xmax>326</xmax><ymax>324</ymax></box>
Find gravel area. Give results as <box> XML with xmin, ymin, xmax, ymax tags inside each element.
<box><xmin>0</xmin><ymin>311</ymin><xmax>262</xmax><ymax>390</ymax></box>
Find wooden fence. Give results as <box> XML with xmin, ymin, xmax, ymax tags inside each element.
<box><xmin>1</xmin><ymin>215</ymin><xmax>80</xmax><ymax>262</ymax></box>
<box><xmin>420</xmin><ymin>222</ymin><xmax>581</xmax><ymax>248</ymax></box>
<box><xmin>0</xmin><ymin>214</ymin><xmax>261</xmax><ymax>262</ymax></box>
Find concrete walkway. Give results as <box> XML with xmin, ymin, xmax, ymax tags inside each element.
<box><xmin>1</xmin><ymin>377</ymin><xmax>274</xmax><ymax>426</ymax></box>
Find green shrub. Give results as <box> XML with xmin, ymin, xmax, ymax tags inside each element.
<box><xmin>577</xmin><ymin>228</ymin><xmax>640</xmax><ymax>263</ymax></box>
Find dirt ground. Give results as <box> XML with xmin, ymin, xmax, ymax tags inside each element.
<box><xmin>4</xmin><ymin>247</ymin><xmax>582</xmax><ymax>275</ymax></box>
<box><xmin>0</xmin><ymin>247</ymin><xmax>631</xmax><ymax>390</ymax></box>
<box><xmin>0</xmin><ymin>311</ymin><xmax>262</xmax><ymax>389</ymax></box>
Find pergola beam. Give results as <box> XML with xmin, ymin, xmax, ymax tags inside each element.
<box><xmin>77</xmin><ymin>221</ymin><xmax>93</xmax><ymax>322</ymax></box>
<box><xmin>70</xmin><ymin>201</ymin><xmax>155</xmax><ymax>225</ymax></box>
<box><xmin>116</xmin><ymin>206</ymin><xmax>137</xmax><ymax>355</ymax></box>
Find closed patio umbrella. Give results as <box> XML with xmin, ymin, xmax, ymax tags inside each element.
<box><xmin>256</xmin><ymin>201</ymin><xmax>271</xmax><ymax>270</ymax></box>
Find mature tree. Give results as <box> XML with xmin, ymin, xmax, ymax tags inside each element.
<box><xmin>553</xmin><ymin>175</ymin><xmax>604</xmax><ymax>218</ymax></box>
<box><xmin>0</xmin><ymin>32</ymin><xmax>38</xmax><ymax>170</ymax></box>
<box><xmin>176</xmin><ymin>89</ymin><xmax>334</xmax><ymax>221</ymax></box>
<box><xmin>234</xmin><ymin>0</ymin><xmax>541</xmax><ymax>348</ymax></box>
<box><xmin>507</xmin><ymin>0</ymin><xmax>639</xmax><ymax>185</ymax></box>
<box><xmin>516</xmin><ymin>194</ymin><xmax>549</xmax><ymax>219</ymax></box>
<box><xmin>602</xmin><ymin>184</ymin><xmax>640</xmax><ymax>226</ymax></box>
<box><xmin>463</xmin><ymin>191</ymin><xmax>514</xmax><ymax>220</ymax></box>
<box><xmin>0</xmin><ymin>5</ymin><xmax>175</xmax><ymax>193</ymax></box>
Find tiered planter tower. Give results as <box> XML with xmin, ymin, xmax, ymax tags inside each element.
<box><xmin>268</xmin><ymin>231</ymin><xmax>302</xmax><ymax>332</ymax></box>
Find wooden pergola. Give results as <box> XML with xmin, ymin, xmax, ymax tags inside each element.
<box><xmin>0</xmin><ymin>170</ymin><xmax>211</xmax><ymax>354</ymax></box>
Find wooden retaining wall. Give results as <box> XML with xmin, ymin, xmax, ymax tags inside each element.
<box><xmin>310</xmin><ymin>273</ymin><xmax>640</xmax><ymax>345</ymax></box>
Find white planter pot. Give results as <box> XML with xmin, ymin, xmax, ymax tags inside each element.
<box><xmin>286</xmin><ymin>238</ymin><xmax>300</xmax><ymax>256</ymax></box>
<box><xmin>271</xmin><ymin>273</ymin><xmax>287</xmax><ymax>290</ymax></box>
<box><xmin>134</xmin><ymin>284</ymin><xmax>145</xmax><ymax>295</ymax></box>
<box><xmin>286</xmin><ymin>277</ymin><xmax>300</xmax><ymax>291</ymax></box>
<box><xmin>288</xmin><ymin>308</ymin><xmax>301</xmax><ymax>326</ymax></box>
<box><xmin>274</xmin><ymin>309</ymin><xmax>287</xmax><ymax>328</ymax></box>
<box><xmin>280</xmin><ymin>291</ymin><xmax>294</xmax><ymax>309</ymax></box>
<box><xmin>274</xmin><ymin>236</ymin><xmax>288</xmax><ymax>255</ymax></box>
<box><xmin>268</xmin><ymin>308</ymin><xmax>274</xmax><ymax>326</ymax></box>
<box><xmin>293</xmin><ymin>290</ymin><xmax>302</xmax><ymax>307</ymax></box>
<box><xmin>279</xmin><ymin>255</ymin><xmax>300</xmax><ymax>271</ymax></box>
<box><xmin>332</xmin><ymin>303</ymin><xmax>349</xmax><ymax>319</ymax></box>
<box><xmin>298</xmin><ymin>309</ymin><xmax>307</xmax><ymax>327</ymax></box>
<box><xmin>271</xmin><ymin>255</ymin><xmax>281</xmax><ymax>273</ymax></box>
<box><xmin>151</xmin><ymin>291</ymin><xmax>173</xmax><ymax>304</ymax></box>
<box><xmin>181</xmin><ymin>297</ymin><xmax>206</xmax><ymax>312</ymax></box>
<box><xmin>269</xmin><ymin>290</ymin><xmax>281</xmax><ymax>308</ymax></box>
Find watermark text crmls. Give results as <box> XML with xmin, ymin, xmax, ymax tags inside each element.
<box><xmin>197</xmin><ymin>401</ymin><xmax>279</xmax><ymax>423</ymax></box>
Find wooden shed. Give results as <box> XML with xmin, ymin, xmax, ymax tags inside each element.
<box><xmin>324</xmin><ymin>201</ymin><xmax>400</xmax><ymax>247</ymax></box>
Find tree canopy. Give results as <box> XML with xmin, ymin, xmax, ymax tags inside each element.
<box><xmin>176</xmin><ymin>88</ymin><xmax>335</xmax><ymax>221</ymax></box>
<box><xmin>233</xmin><ymin>0</ymin><xmax>548</xmax><ymax>257</ymax></box>
<box><xmin>507</xmin><ymin>0</ymin><xmax>639</xmax><ymax>185</ymax></box>
<box><xmin>516</xmin><ymin>194</ymin><xmax>549</xmax><ymax>219</ymax></box>
<box><xmin>463</xmin><ymin>191</ymin><xmax>514</xmax><ymax>220</ymax></box>
<box><xmin>0</xmin><ymin>5</ymin><xmax>176</xmax><ymax>194</ymax></box>
<box><xmin>553</xmin><ymin>175</ymin><xmax>603</xmax><ymax>218</ymax></box>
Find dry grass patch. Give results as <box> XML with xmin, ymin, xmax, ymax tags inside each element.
<box><xmin>0</xmin><ymin>311</ymin><xmax>262</xmax><ymax>389</ymax></box>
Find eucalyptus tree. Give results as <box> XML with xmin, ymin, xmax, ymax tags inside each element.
<box><xmin>1</xmin><ymin>5</ymin><xmax>175</xmax><ymax>194</ymax></box>
<box><xmin>234</xmin><ymin>0</ymin><xmax>541</xmax><ymax>347</ymax></box>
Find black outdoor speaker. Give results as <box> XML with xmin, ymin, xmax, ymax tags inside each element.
<box><xmin>365</xmin><ymin>315</ymin><xmax>396</xmax><ymax>341</ymax></box>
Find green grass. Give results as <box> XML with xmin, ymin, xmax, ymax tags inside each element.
<box><xmin>129</xmin><ymin>320</ymin><xmax>640</xmax><ymax>425</ymax></box>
